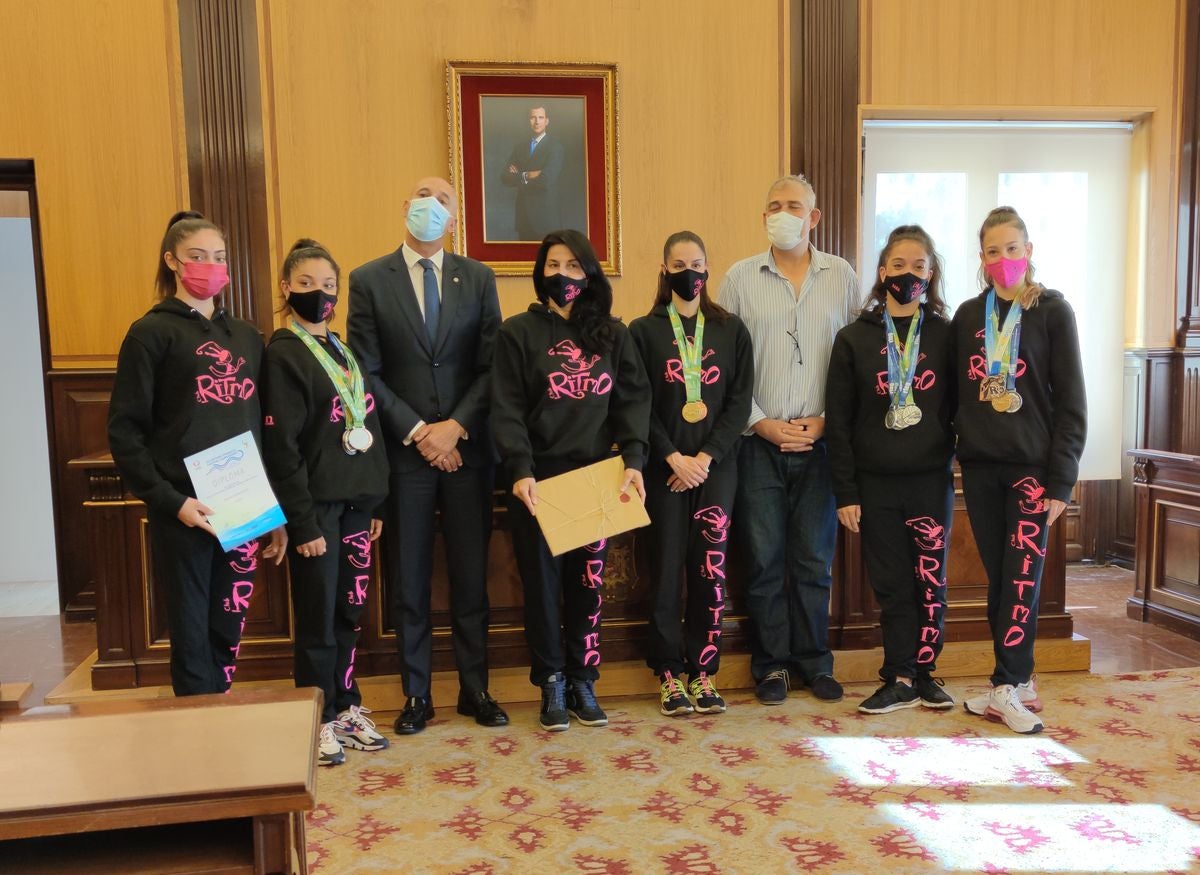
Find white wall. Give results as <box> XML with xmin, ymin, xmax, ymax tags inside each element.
<box><xmin>0</xmin><ymin>215</ymin><xmax>57</xmax><ymax>584</ymax></box>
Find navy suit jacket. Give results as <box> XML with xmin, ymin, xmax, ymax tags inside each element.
<box><xmin>347</xmin><ymin>247</ymin><xmax>501</xmax><ymax>473</ymax></box>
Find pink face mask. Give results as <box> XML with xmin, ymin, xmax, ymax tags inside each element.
<box><xmin>984</xmin><ymin>256</ymin><xmax>1028</xmax><ymax>289</ymax></box>
<box><xmin>178</xmin><ymin>261</ymin><xmax>229</xmax><ymax>300</ymax></box>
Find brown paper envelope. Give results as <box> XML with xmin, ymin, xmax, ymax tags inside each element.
<box><xmin>533</xmin><ymin>456</ymin><xmax>650</xmax><ymax>556</ymax></box>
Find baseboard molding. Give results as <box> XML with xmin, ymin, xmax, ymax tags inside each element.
<box><xmin>45</xmin><ymin>635</ymin><xmax>1091</xmax><ymax>709</ymax></box>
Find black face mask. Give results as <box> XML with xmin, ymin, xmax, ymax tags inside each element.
<box><xmin>883</xmin><ymin>272</ymin><xmax>928</xmax><ymax>305</ymax></box>
<box><xmin>544</xmin><ymin>273</ymin><xmax>587</xmax><ymax>309</ymax></box>
<box><xmin>666</xmin><ymin>268</ymin><xmax>708</xmax><ymax>302</ymax></box>
<box><xmin>288</xmin><ymin>289</ymin><xmax>337</xmax><ymax>324</ymax></box>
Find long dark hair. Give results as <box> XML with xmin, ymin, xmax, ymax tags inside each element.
<box><xmin>650</xmin><ymin>230</ymin><xmax>730</xmax><ymax>323</ymax></box>
<box><xmin>863</xmin><ymin>224</ymin><xmax>949</xmax><ymax>319</ymax></box>
<box><xmin>533</xmin><ymin>229</ymin><xmax>616</xmax><ymax>356</ymax></box>
<box><xmin>155</xmin><ymin>210</ymin><xmax>224</xmax><ymax>299</ymax></box>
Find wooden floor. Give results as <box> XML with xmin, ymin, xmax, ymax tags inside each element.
<box><xmin>3</xmin><ymin>565</ymin><xmax>1199</xmax><ymax>710</ymax></box>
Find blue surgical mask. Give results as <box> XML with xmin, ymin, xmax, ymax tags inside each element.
<box><xmin>406</xmin><ymin>196</ymin><xmax>452</xmax><ymax>243</ymax></box>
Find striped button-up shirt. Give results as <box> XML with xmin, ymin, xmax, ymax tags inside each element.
<box><xmin>718</xmin><ymin>246</ymin><xmax>860</xmax><ymax>428</ymax></box>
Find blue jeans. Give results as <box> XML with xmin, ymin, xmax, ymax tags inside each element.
<box><xmin>736</xmin><ymin>435</ymin><xmax>837</xmax><ymax>681</ymax></box>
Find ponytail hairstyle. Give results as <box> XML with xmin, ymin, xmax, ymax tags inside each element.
<box><xmin>532</xmin><ymin>229</ymin><xmax>617</xmax><ymax>357</ymax></box>
<box><xmin>864</xmin><ymin>224</ymin><xmax>948</xmax><ymax>319</ymax></box>
<box><xmin>155</xmin><ymin>210</ymin><xmax>224</xmax><ymax>299</ymax></box>
<box><xmin>977</xmin><ymin>206</ymin><xmax>1044</xmax><ymax>309</ymax></box>
<box><xmin>277</xmin><ymin>238</ymin><xmax>341</xmax><ymax>315</ymax></box>
<box><xmin>650</xmin><ymin>230</ymin><xmax>731</xmax><ymax>323</ymax></box>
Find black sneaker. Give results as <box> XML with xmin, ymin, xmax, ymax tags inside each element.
<box><xmin>755</xmin><ymin>669</ymin><xmax>789</xmax><ymax>705</ymax></box>
<box><xmin>566</xmin><ymin>678</ymin><xmax>608</xmax><ymax>726</ymax></box>
<box><xmin>688</xmin><ymin>673</ymin><xmax>727</xmax><ymax>714</ymax></box>
<box><xmin>809</xmin><ymin>673</ymin><xmax>844</xmax><ymax>702</ymax></box>
<box><xmin>914</xmin><ymin>675</ymin><xmax>955</xmax><ymax>710</ymax></box>
<box><xmin>858</xmin><ymin>680</ymin><xmax>920</xmax><ymax>714</ymax></box>
<box><xmin>539</xmin><ymin>673</ymin><xmax>569</xmax><ymax>731</ymax></box>
<box><xmin>658</xmin><ymin>671</ymin><xmax>694</xmax><ymax>717</ymax></box>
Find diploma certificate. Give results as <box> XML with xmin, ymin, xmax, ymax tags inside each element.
<box><xmin>184</xmin><ymin>431</ymin><xmax>287</xmax><ymax>552</ymax></box>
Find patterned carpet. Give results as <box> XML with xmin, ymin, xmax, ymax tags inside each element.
<box><xmin>306</xmin><ymin>670</ymin><xmax>1200</xmax><ymax>873</ymax></box>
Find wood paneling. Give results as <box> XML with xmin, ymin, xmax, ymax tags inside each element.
<box><xmin>48</xmin><ymin>371</ymin><xmax>115</xmax><ymax>619</ymax></box>
<box><xmin>791</xmin><ymin>0</ymin><xmax>860</xmax><ymax>268</ymax></box>
<box><xmin>0</xmin><ymin>0</ymin><xmax>188</xmax><ymax>367</ymax></box>
<box><xmin>861</xmin><ymin>0</ymin><xmax>1183</xmax><ymax>349</ymax></box>
<box><xmin>1129</xmin><ymin>449</ymin><xmax>1200</xmax><ymax>641</ymax></box>
<box><xmin>178</xmin><ymin>0</ymin><xmax>273</xmax><ymax>334</ymax></box>
<box><xmin>259</xmin><ymin>0</ymin><xmax>789</xmax><ymax>328</ymax></box>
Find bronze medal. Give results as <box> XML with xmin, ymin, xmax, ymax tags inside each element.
<box><xmin>682</xmin><ymin>400</ymin><xmax>708</xmax><ymax>423</ymax></box>
<box><xmin>979</xmin><ymin>374</ymin><xmax>1006</xmax><ymax>403</ymax></box>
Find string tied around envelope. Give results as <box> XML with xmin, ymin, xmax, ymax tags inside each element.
<box><xmin>534</xmin><ymin>466</ymin><xmax>623</xmax><ymax>542</ymax></box>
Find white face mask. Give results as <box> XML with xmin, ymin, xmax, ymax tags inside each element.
<box><xmin>766</xmin><ymin>211</ymin><xmax>808</xmax><ymax>251</ymax></box>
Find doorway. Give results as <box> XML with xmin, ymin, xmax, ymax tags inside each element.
<box><xmin>0</xmin><ymin>163</ymin><xmax>58</xmax><ymax>616</ymax></box>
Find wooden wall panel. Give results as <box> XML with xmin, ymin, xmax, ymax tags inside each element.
<box><xmin>260</xmin><ymin>0</ymin><xmax>790</xmax><ymax>328</ymax></box>
<box><xmin>0</xmin><ymin>0</ymin><xmax>188</xmax><ymax>367</ymax></box>
<box><xmin>791</xmin><ymin>0</ymin><xmax>859</xmax><ymax>268</ymax></box>
<box><xmin>861</xmin><ymin>0</ymin><xmax>1183</xmax><ymax>349</ymax></box>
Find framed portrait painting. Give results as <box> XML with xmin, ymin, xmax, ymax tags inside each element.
<box><xmin>447</xmin><ymin>60</ymin><xmax>621</xmax><ymax>276</ymax></box>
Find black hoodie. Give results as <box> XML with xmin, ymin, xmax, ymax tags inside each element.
<box><xmin>261</xmin><ymin>328</ymin><xmax>389</xmax><ymax>544</ymax></box>
<box><xmin>951</xmin><ymin>287</ymin><xmax>1087</xmax><ymax>502</ymax></box>
<box><xmin>628</xmin><ymin>305</ymin><xmax>754</xmax><ymax>467</ymax></box>
<box><xmin>491</xmin><ymin>304</ymin><xmax>650</xmax><ymax>482</ymax></box>
<box><xmin>825</xmin><ymin>304</ymin><xmax>956</xmax><ymax>507</ymax></box>
<box><xmin>107</xmin><ymin>297</ymin><xmax>264</xmax><ymax>517</ymax></box>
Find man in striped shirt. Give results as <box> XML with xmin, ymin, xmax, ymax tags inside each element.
<box><xmin>718</xmin><ymin>174</ymin><xmax>860</xmax><ymax>706</ymax></box>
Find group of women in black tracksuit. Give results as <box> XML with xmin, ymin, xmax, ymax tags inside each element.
<box><xmin>825</xmin><ymin>209</ymin><xmax>1086</xmax><ymax>734</ymax></box>
<box><xmin>108</xmin><ymin>205</ymin><xmax>1083</xmax><ymax>760</ymax></box>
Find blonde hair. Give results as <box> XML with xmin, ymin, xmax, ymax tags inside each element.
<box><xmin>977</xmin><ymin>206</ymin><xmax>1043</xmax><ymax>309</ymax></box>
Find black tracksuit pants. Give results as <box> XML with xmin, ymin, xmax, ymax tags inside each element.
<box><xmin>858</xmin><ymin>468</ymin><xmax>954</xmax><ymax>681</ymax></box>
<box><xmin>960</xmin><ymin>463</ymin><xmax>1052</xmax><ymax>687</ymax></box>
<box><xmin>289</xmin><ymin>502</ymin><xmax>373</xmax><ymax>724</ymax></box>
<box><xmin>507</xmin><ymin>493</ymin><xmax>610</xmax><ymax>686</ymax></box>
<box><xmin>644</xmin><ymin>458</ymin><xmax>737</xmax><ymax>678</ymax></box>
<box><xmin>148</xmin><ymin>509</ymin><xmax>259</xmax><ymax>696</ymax></box>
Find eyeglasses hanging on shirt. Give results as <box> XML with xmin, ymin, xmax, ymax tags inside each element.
<box><xmin>786</xmin><ymin>329</ymin><xmax>803</xmax><ymax>365</ymax></box>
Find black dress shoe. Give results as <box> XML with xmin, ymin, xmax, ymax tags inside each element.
<box><xmin>393</xmin><ymin>696</ymin><xmax>434</xmax><ymax>735</ymax></box>
<box><xmin>809</xmin><ymin>674</ymin><xmax>844</xmax><ymax>702</ymax></box>
<box><xmin>457</xmin><ymin>690</ymin><xmax>509</xmax><ymax>727</ymax></box>
<box><xmin>755</xmin><ymin>669</ymin><xmax>789</xmax><ymax>705</ymax></box>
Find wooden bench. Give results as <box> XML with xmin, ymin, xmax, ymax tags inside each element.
<box><xmin>0</xmin><ymin>687</ymin><xmax>320</xmax><ymax>874</ymax></box>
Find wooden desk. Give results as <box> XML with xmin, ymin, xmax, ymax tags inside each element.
<box><xmin>0</xmin><ymin>688</ymin><xmax>319</xmax><ymax>874</ymax></box>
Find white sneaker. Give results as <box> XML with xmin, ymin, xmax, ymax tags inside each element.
<box><xmin>335</xmin><ymin>704</ymin><xmax>390</xmax><ymax>751</ymax></box>
<box><xmin>318</xmin><ymin>722</ymin><xmax>346</xmax><ymax>766</ymax></box>
<box><xmin>984</xmin><ymin>684</ymin><xmax>1044</xmax><ymax>734</ymax></box>
<box><xmin>963</xmin><ymin>675</ymin><xmax>1042</xmax><ymax>716</ymax></box>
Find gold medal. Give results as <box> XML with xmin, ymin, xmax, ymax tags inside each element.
<box><xmin>991</xmin><ymin>392</ymin><xmax>1012</xmax><ymax>413</ymax></box>
<box><xmin>682</xmin><ymin>400</ymin><xmax>708</xmax><ymax>423</ymax></box>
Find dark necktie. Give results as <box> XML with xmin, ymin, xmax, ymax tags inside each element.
<box><xmin>418</xmin><ymin>258</ymin><xmax>439</xmax><ymax>343</ymax></box>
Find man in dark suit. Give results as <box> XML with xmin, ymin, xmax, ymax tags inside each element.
<box><xmin>348</xmin><ymin>176</ymin><xmax>507</xmax><ymax>734</ymax></box>
<box><xmin>499</xmin><ymin>105</ymin><xmax>565</xmax><ymax>241</ymax></box>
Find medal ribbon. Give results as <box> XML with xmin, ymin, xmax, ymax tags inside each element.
<box><xmin>288</xmin><ymin>321</ymin><xmax>368</xmax><ymax>430</ymax></box>
<box><xmin>985</xmin><ymin>289</ymin><xmax>1023</xmax><ymax>387</ymax></box>
<box><xmin>666</xmin><ymin>303</ymin><xmax>705</xmax><ymax>408</ymax></box>
<box><xmin>883</xmin><ymin>308</ymin><xmax>923</xmax><ymax>409</ymax></box>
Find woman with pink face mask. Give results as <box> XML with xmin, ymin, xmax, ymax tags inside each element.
<box><xmin>108</xmin><ymin>210</ymin><xmax>286</xmax><ymax>697</ymax></box>
<box><xmin>952</xmin><ymin>206</ymin><xmax>1086</xmax><ymax>735</ymax></box>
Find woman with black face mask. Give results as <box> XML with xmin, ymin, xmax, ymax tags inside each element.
<box><xmin>261</xmin><ymin>238</ymin><xmax>390</xmax><ymax>766</ymax></box>
<box><xmin>628</xmin><ymin>231</ymin><xmax>753</xmax><ymax>718</ymax></box>
<box><xmin>491</xmin><ymin>229</ymin><xmax>651</xmax><ymax>732</ymax></box>
<box><xmin>824</xmin><ymin>225</ymin><xmax>957</xmax><ymax>716</ymax></box>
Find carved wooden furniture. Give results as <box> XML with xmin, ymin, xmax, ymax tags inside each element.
<box><xmin>72</xmin><ymin>451</ymin><xmax>1070</xmax><ymax>690</ymax></box>
<box><xmin>1128</xmin><ymin>449</ymin><xmax>1200</xmax><ymax>639</ymax></box>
